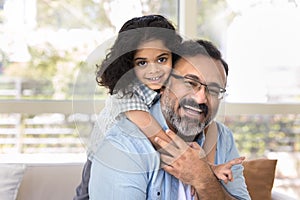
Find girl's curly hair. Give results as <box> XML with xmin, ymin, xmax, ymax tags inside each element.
<box><xmin>96</xmin><ymin>15</ymin><xmax>182</xmax><ymax>95</ymax></box>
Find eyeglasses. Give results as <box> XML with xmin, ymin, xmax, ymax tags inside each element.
<box><xmin>170</xmin><ymin>73</ymin><xmax>226</xmax><ymax>99</ymax></box>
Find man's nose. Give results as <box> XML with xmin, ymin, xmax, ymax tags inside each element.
<box><xmin>191</xmin><ymin>86</ymin><xmax>207</xmax><ymax>103</ymax></box>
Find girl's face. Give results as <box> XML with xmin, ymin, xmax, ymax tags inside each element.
<box><xmin>133</xmin><ymin>39</ymin><xmax>172</xmax><ymax>90</ymax></box>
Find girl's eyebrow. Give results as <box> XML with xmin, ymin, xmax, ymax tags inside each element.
<box><xmin>134</xmin><ymin>57</ymin><xmax>146</xmax><ymax>61</ymax></box>
<box><xmin>134</xmin><ymin>52</ymin><xmax>170</xmax><ymax>61</ymax></box>
<box><xmin>157</xmin><ymin>52</ymin><xmax>170</xmax><ymax>57</ymax></box>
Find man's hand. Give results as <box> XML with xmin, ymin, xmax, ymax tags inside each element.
<box><xmin>154</xmin><ymin>130</ymin><xmax>238</xmax><ymax>200</ymax></box>
<box><xmin>154</xmin><ymin>129</ymin><xmax>209</xmax><ymax>186</ymax></box>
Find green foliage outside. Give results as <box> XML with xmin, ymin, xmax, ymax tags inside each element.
<box><xmin>225</xmin><ymin>114</ymin><xmax>300</xmax><ymax>158</ymax></box>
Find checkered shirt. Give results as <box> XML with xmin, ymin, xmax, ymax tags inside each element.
<box><xmin>88</xmin><ymin>82</ymin><xmax>160</xmax><ymax>156</ymax></box>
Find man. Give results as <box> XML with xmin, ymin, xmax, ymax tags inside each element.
<box><xmin>152</xmin><ymin>40</ymin><xmax>250</xmax><ymax>199</ymax></box>
<box><xmin>87</xmin><ymin>40</ymin><xmax>250</xmax><ymax>199</ymax></box>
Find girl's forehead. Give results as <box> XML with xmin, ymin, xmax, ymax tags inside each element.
<box><xmin>137</xmin><ymin>39</ymin><xmax>169</xmax><ymax>50</ymax></box>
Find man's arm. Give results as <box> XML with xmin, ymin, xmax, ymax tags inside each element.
<box><xmin>154</xmin><ymin>130</ymin><xmax>237</xmax><ymax>200</ymax></box>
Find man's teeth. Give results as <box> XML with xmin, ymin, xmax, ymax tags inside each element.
<box><xmin>184</xmin><ymin>105</ymin><xmax>202</xmax><ymax>113</ymax></box>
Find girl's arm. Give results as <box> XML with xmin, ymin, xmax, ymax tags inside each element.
<box><xmin>125</xmin><ymin>110</ymin><xmax>171</xmax><ymax>150</ymax></box>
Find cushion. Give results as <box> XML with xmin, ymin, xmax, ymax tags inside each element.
<box><xmin>0</xmin><ymin>164</ymin><xmax>26</xmax><ymax>200</ymax></box>
<box><xmin>242</xmin><ymin>158</ymin><xmax>277</xmax><ymax>200</ymax></box>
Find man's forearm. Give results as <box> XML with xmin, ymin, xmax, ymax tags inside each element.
<box><xmin>193</xmin><ymin>162</ymin><xmax>237</xmax><ymax>200</ymax></box>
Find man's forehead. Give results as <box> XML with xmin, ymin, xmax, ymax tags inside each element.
<box><xmin>174</xmin><ymin>55</ymin><xmax>226</xmax><ymax>84</ymax></box>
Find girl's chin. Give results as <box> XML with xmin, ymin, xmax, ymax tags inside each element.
<box><xmin>146</xmin><ymin>83</ymin><xmax>163</xmax><ymax>90</ymax></box>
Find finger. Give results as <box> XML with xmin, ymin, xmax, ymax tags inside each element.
<box><xmin>218</xmin><ymin>175</ymin><xmax>229</xmax><ymax>184</ymax></box>
<box><xmin>165</xmin><ymin>129</ymin><xmax>188</xmax><ymax>150</ymax></box>
<box><xmin>194</xmin><ymin>194</ymin><xmax>199</xmax><ymax>200</ymax></box>
<box><xmin>228</xmin><ymin>156</ymin><xmax>246</xmax><ymax>167</ymax></box>
<box><xmin>191</xmin><ymin>186</ymin><xmax>195</xmax><ymax>196</ymax></box>
<box><xmin>189</xmin><ymin>142</ymin><xmax>201</xmax><ymax>150</ymax></box>
<box><xmin>227</xmin><ymin>171</ymin><xmax>233</xmax><ymax>182</ymax></box>
<box><xmin>162</xmin><ymin>164</ymin><xmax>176</xmax><ymax>174</ymax></box>
<box><xmin>160</xmin><ymin>154</ymin><xmax>175</xmax><ymax>166</ymax></box>
<box><xmin>155</xmin><ymin>136</ymin><xmax>179</xmax><ymax>156</ymax></box>
<box><xmin>223</xmin><ymin>178</ymin><xmax>229</xmax><ymax>184</ymax></box>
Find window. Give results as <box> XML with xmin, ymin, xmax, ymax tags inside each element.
<box><xmin>194</xmin><ymin>0</ymin><xmax>300</xmax><ymax>103</ymax></box>
<box><xmin>0</xmin><ymin>0</ymin><xmax>178</xmax><ymax>161</ymax></box>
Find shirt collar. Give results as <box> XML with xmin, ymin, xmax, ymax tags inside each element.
<box><xmin>132</xmin><ymin>82</ymin><xmax>159</xmax><ymax>107</ymax></box>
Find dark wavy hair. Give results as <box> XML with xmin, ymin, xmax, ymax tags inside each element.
<box><xmin>96</xmin><ymin>15</ymin><xmax>182</xmax><ymax>95</ymax></box>
<box><xmin>175</xmin><ymin>39</ymin><xmax>229</xmax><ymax>76</ymax></box>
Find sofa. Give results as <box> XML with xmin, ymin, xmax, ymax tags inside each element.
<box><xmin>0</xmin><ymin>159</ymin><xmax>296</xmax><ymax>200</ymax></box>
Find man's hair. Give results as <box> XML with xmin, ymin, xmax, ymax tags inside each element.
<box><xmin>175</xmin><ymin>39</ymin><xmax>228</xmax><ymax>76</ymax></box>
<box><xmin>96</xmin><ymin>15</ymin><xmax>182</xmax><ymax>95</ymax></box>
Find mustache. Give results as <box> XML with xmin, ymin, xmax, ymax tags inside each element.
<box><xmin>179</xmin><ymin>98</ymin><xmax>208</xmax><ymax>117</ymax></box>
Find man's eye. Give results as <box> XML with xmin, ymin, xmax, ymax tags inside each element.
<box><xmin>184</xmin><ymin>80</ymin><xmax>198</xmax><ymax>88</ymax></box>
<box><xmin>158</xmin><ymin>57</ymin><xmax>167</xmax><ymax>63</ymax></box>
<box><xmin>207</xmin><ymin>86</ymin><xmax>220</xmax><ymax>95</ymax></box>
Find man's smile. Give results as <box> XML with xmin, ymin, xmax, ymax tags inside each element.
<box><xmin>179</xmin><ymin>99</ymin><xmax>208</xmax><ymax>120</ymax></box>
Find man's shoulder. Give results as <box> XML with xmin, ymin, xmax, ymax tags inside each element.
<box><xmin>92</xmin><ymin>118</ymin><xmax>159</xmax><ymax>174</ymax></box>
<box><xmin>103</xmin><ymin>118</ymin><xmax>156</xmax><ymax>153</ymax></box>
<box><xmin>216</xmin><ymin>121</ymin><xmax>232</xmax><ymax>135</ymax></box>
<box><xmin>215</xmin><ymin>121</ymin><xmax>235</xmax><ymax>144</ymax></box>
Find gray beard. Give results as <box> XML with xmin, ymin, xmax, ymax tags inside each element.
<box><xmin>161</xmin><ymin>90</ymin><xmax>207</xmax><ymax>142</ymax></box>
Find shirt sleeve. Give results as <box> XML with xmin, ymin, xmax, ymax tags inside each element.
<box><xmin>88</xmin><ymin>85</ymin><xmax>159</xmax><ymax>157</ymax></box>
<box><xmin>89</xmin><ymin>122</ymin><xmax>160</xmax><ymax>199</ymax></box>
<box><xmin>89</xmin><ymin>149</ymin><xmax>148</xmax><ymax>200</ymax></box>
<box><xmin>215</xmin><ymin>123</ymin><xmax>251</xmax><ymax>200</ymax></box>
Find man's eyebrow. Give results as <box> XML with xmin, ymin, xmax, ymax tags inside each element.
<box><xmin>185</xmin><ymin>74</ymin><xmax>222</xmax><ymax>87</ymax></box>
<box><xmin>185</xmin><ymin>74</ymin><xmax>200</xmax><ymax>81</ymax></box>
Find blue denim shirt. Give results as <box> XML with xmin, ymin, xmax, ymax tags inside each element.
<box><xmin>89</xmin><ymin>101</ymin><xmax>250</xmax><ymax>200</ymax></box>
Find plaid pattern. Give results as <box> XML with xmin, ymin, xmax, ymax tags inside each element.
<box><xmin>88</xmin><ymin>82</ymin><xmax>159</xmax><ymax>156</ymax></box>
<box><xmin>119</xmin><ymin>83</ymin><xmax>159</xmax><ymax>113</ymax></box>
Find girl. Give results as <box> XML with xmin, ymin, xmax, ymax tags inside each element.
<box><xmin>89</xmin><ymin>14</ymin><xmax>181</xmax><ymax>154</ymax></box>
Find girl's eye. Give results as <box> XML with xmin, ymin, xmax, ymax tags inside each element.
<box><xmin>136</xmin><ymin>61</ymin><xmax>147</xmax><ymax>67</ymax></box>
<box><xmin>158</xmin><ymin>57</ymin><xmax>167</xmax><ymax>63</ymax></box>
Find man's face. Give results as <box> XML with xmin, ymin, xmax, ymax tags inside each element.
<box><xmin>161</xmin><ymin>54</ymin><xmax>226</xmax><ymax>141</ymax></box>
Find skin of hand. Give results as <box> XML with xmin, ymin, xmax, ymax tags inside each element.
<box><xmin>211</xmin><ymin>156</ymin><xmax>246</xmax><ymax>184</ymax></box>
<box><xmin>154</xmin><ymin>129</ymin><xmax>238</xmax><ymax>200</ymax></box>
<box><xmin>154</xmin><ymin>129</ymin><xmax>207</xmax><ymax>186</ymax></box>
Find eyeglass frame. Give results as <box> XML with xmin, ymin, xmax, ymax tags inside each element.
<box><xmin>170</xmin><ymin>73</ymin><xmax>226</xmax><ymax>99</ymax></box>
